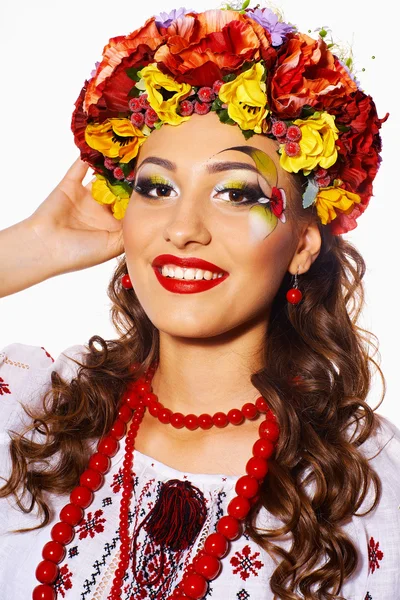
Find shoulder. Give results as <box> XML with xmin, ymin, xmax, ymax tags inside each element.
<box><xmin>0</xmin><ymin>342</ymin><xmax>89</xmax><ymax>431</ymax></box>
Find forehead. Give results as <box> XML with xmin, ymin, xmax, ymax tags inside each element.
<box><xmin>135</xmin><ymin>111</ymin><xmax>283</xmax><ymax>176</ymax></box>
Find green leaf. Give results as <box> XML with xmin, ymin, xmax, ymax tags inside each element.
<box><xmin>218</xmin><ymin>109</ymin><xmax>236</xmax><ymax>125</ymax></box>
<box><xmin>241</xmin><ymin>0</ymin><xmax>251</xmax><ymax>9</ymax></box>
<box><xmin>301</xmin><ymin>105</ymin><xmax>316</xmax><ymax>118</ymax></box>
<box><xmin>302</xmin><ymin>180</ymin><xmax>319</xmax><ymax>209</ymax></box>
<box><xmin>222</xmin><ymin>73</ymin><xmax>237</xmax><ymax>83</ymax></box>
<box><xmin>153</xmin><ymin>120</ymin><xmax>163</xmax><ymax>130</ymax></box>
<box><xmin>120</xmin><ymin>162</ymin><xmax>133</xmax><ymax>177</ymax></box>
<box><xmin>126</xmin><ymin>67</ymin><xmax>141</xmax><ymax>81</ymax></box>
<box><xmin>242</xmin><ymin>129</ymin><xmax>256</xmax><ymax>140</ymax></box>
<box><xmin>128</xmin><ymin>86</ymin><xmax>141</xmax><ymax>98</ymax></box>
<box><xmin>336</xmin><ymin>123</ymin><xmax>351</xmax><ymax>133</ymax></box>
<box><xmin>211</xmin><ymin>97</ymin><xmax>223</xmax><ymax>111</ymax></box>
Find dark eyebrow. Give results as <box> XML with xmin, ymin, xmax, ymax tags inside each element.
<box><xmin>136</xmin><ymin>156</ymin><xmax>259</xmax><ymax>175</ymax></box>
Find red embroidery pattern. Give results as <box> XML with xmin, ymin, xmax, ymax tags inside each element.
<box><xmin>111</xmin><ymin>467</ymin><xmax>124</xmax><ymax>494</ymax></box>
<box><xmin>230</xmin><ymin>544</ymin><xmax>264</xmax><ymax>581</ymax></box>
<box><xmin>77</xmin><ymin>509</ymin><xmax>106</xmax><ymax>540</ymax></box>
<box><xmin>364</xmin><ymin>593</ymin><xmax>372</xmax><ymax>600</ymax></box>
<box><xmin>54</xmin><ymin>563</ymin><xmax>73</xmax><ymax>598</ymax></box>
<box><xmin>0</xmin><ymin>377</ymin><xmax>11</xmax><ymax>395</ymax></box>
<box><xmin>368</xmin><ymin>536</ymin><xmax>384</xmax><ymax>574</ymax></box>
<box><xmin>41</xmin><ymin>346</ymin><xmax>54</xmax><ymax>362</ymax></box>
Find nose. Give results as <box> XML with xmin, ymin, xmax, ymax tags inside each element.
<box><xmin>163</xmin><ymin>194</ymin><xmax>212</xmax><ymax>249</ymax></box>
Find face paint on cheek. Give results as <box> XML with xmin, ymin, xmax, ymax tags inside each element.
<box><xmin>248</xmin><ymin>204</ymin><xmax>278</xmax><ymax>243</ymax></box>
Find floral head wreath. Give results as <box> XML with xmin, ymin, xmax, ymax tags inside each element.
<box><xmin>71</xmin><ymin>1</ymin><xmax>388</xmax><ymax>235</ymax></box>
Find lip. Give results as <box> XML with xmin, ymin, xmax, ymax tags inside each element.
<box><xmin>152</xmin><ymin>254</ymin><xmax>227</xmax><ymax>274</ymax></box>
<box><xmin>153</xmin><ymin>266</ymin><xmax>229</xmax><ymax>294</ymax></box>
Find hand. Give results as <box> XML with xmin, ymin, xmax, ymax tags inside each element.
<box><xmin>28</xmin><ymin>158</ymin><xmax>125</xmax><ymax>275</ymax></box>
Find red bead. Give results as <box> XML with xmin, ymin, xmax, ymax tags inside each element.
<box><xmin>136</xmin><ymin>382</ymin><xmax>149</xmax><ymax>396</ymax></box>
<box><xmin>184</xmin><ymin>414</ymin><xmax>199</xmax><ymax>430</ymax></box>
<box><xmin>79</xmin><ymin>468</ymin><xmax>104</xmax><ymax>491</ymax></box>
<box><xmin>171</xmin><ymin>412</ymin><xmax>185</xmax><ymax>428</ymax></box>
<box><xmin>51</xmin><ymin>521</ymin><xmax>74</xmax><ymax>545</ymax></box>
<box><xmin>212</xmin><ymin>412</ymin><xmax>228</xmax><ymax>428</ymax></box>
<box><xmin>59</xmin><ymin>503</ymin><xmax>84</xmax><ymax>526</ymax></box>
<box><xmin>241</xmin><ymin>403</ymin><xmax>258</xmax><ymax>419</ymax></box>
<box><xmin>32</xmin><ymin>584</ymin><xmax>56</xmax><ymax>600</ymax></box>
<box><xmin>182</xmin><ymin>573</ymin><xmax>208</xmax><ymax>599</ymax></box>
<box><xmin>235</xmin><ymin>475</ymin><xmax>259</xmax><ymax>499</ymax></box>
<box><xmin>204</xmin><ymin>532</ymin><xmax>229</xmax><ymax>558</ymax></box>
<box><xmin>227</xmin><ymin>495</ymin><xmax>251</xmax><ymax>519</ymax></box>
<box><xmin>198</xmin><ymin>414</ymin><xmax>213</xmax><ymax>429</ymax></box>
<box><xmin>142</xmin><ymin>392</ymin><xmax>158</xmax><ymax>406</ymax></box>
<box><xmin>125</xmin><ymin>393</ymin><xmax>141</xmax><ymax>410</ymax></box>
<box><xmin>216</xmin><ymin>515</ymin><xmax>241</xmax><ymax>540</ymax></box>
<box><xmin>158</xmin><ymin>407</ymin><xmax>172</xmax><ymax>424</ymax></box>
<box><xmin>70</xmin><ymin>485</ymin><xmax>94</xmax><ymax>508</ymax></box>
<box><xmin>246</xmin><ymin>456</ymin><xmax>268</xmax><ymax>480</ymax></box>
<box><xmin>118</xmin><ymin>404</ymin><xmax>133</xmax><ymax>423</ymax></box>
<box><xmin>227</xmin><ymin>408</ymin><xmax>244</xmax><ymax>425</ymax></box>
<box><xmin>255</xmin><ymin>397</ymin><xmax>269</xmax><ymax>413</ymax></box>
<box><xmin>259</xmin><ymin>420</ymin><xmax>280</xmax><ymax>443</ymax></box>
<box><xmin>97</xmin><ymin>436</ymin><xmax>119</xmax><ymax>457</ymax></box>
<box><xmin>252</xmin><ymin>438</ymin><xmax>275</xmax><ymax>459</ymax></box>
<box><xmin>149</xmin><ymin>402</ymin><xmax>160</xmax><ymax>417</ymax></box>
<box><xmin>194</xmin><ymin>554</ymin><xmax>221</xmax><ymax>580</ymax></box>
<box><xmin>89</xmin><ymin>452</ymin><xmax>111</xmax><ymax>474</ymax></box>
<box><xmin>42</xmin><ymin>540</ymin><xmax>66</xmax><ymax>563</ymax></box>
<box><xmin>35</xmin><ymin>560</ymin><xmax>59</xmax><ymax>584</ymax></box>
<box><xmin>286</xmin><ymin>288</ymin><xmax>303</xmax><ymax>304</ymax></box>
<box><xmin>121</xmin><ymin>274</ymin><xmax>132</xmax><ymax>289</ymax></box>
<box><xmin>110</xmin><ymin>419</ymin><xmax>127</xmax><ymax>440</ymax></box>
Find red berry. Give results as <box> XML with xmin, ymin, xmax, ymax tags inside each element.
<box><xmin>204</xmin><ymin>532</ymin><xmax>229</xmax><ymax>558</ymax></box>
<box><xmin>286</xmin><ymin>288</ymin><xmax>303</xmax><ymax>305</ymax></box>
<box><xmin>59</xmin><ymin>503</ymin><xmax>84</xmax><ymax>526</ymax></box>
<box><xmin>145</xmin><ymin>107</ymin><xmax>158</xmax><ymax>121</ymax></box>
<box><xmin>212</xmin><ymin>412</ymin><xmax>228</xmax><ymax>428</ymax></box>
<box><xmin>271</xmin><ymin>120</ymin><xmax>287</xmax><ymax>138</ymax></box>
<box><xmin>130</xmin><ymin>112</ymin><xmax>145</xmax><ymax>128</ymax></box>
<box><xmin>246</xmin><ymin>456</ymin><xmax>268</xmax><ymax>480</ymax></box>
<box><xmin>212</xmin><ymin>79</ymin><xmax>224</xmax><ymax>94</ymax></box>
<box><xmin>128</xmin><ymin>97</ymin><xmax>142</xmax><ymax>112</ymax></box>
<box><xmin>179</xmin><ymin>99</ymin><xmax>194</xmax><ymax>116</ymax></box>
<box><xmin>227</xmin><ymin>495</ymin><xmax>251</xmax><ymax>519</ymax></box>
<box><xmin>42</xmin><ymin>541</ymin><xmax>66</xmax><ymax>563</ymax></box>
<box><xmin>235</xmin><ymin>475</ymin><xmax>259</xmax><ymax>499</ymax></box>
<box><xmin>286</xmin><ymin>125</ymin><xmax>302</xmax><ymax>142</ymax></box>
<box><xmin>216</xmin><ymin>515</ymin><xmax>241</xmax><ymax>540</ymax></box>
<box><xmin>227</xmin><ymin>408</ymin><xmax>244</xmax><ymax>425</ymax></box>
<box><xmin>51</xmin><ymin>521</ymin><xmax>74</xmax><ymax>545</ymax></box>
<box><xmin>285</xmin><ymin>141</ymin><xmax>301</xmax><ymax>157</ymax></box>
<box><xmin>316</xmin><ymin>175</ymin><xmax>331</xmax><ymax>187</ymax></box>
<box><xmin>104</xmin><ymin>157</ymin><xmax>116</xmax><ymax>170</ymax></box>
<box><xmin>198</xmin><ymin>414</ymin><xmax>213</xmax><ymax>429</ymax></box>
<box><xmin>194</xmin><ymin>101</ymin><xmax>211</xmax><ymax>115</ymax></box>
<box><xmin>113</xmin><ymin>167</ymin><xmax>125</xmax><ymax>180</ymax></box>
<box><xmin>198</xmin><ymin>86</ymin><xmax>215</xmax><ymax>103</ymax></box>
<box><xmin>315</xmin><ymin>167</ymin><xmax>327</xmax><ymax>179</ymax></box>
<box><xmin>139</xmin><ymin>93</ymin><xmax>150</xmax><ymax>109</ymax></box>
<box><xmin>33</xmin><ymin>584</ymin><xmax>57</xmax><ymax>600</ymax></box>
<box><xmin>35</xmin><ymin>560</ymin><xmax>59</xmax><ymax>584</ymax></box>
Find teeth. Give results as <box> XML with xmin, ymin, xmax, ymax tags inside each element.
<box><xmin>160</xmin><ymin>264</ymin><xmax>225</xmax><ymax>281</ymax></box>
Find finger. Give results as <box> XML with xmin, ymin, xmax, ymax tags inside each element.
<box><xmin>63</xmin><ymin>157</ymin><xmax>90</xmax><ymax>184</ymax></box>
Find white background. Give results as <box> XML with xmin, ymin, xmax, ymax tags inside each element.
<box><xmin>1</xmin><ymin>1</ymin><xmax>399</xmax><ymax>426</ymax></box>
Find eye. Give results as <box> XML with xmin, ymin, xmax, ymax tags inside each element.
<box><xmin>134</xmin><ymin>178</ymin><xmax>178</xmax><ymax>199</ymax></box>
<box><xmin>214</xmin><ymin>183</ymin><xmax>270</xmax><ymax>207</ymax></box>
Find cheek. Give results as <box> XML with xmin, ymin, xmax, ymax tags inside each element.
<box><xmin>248</xmin><ymin>205</ymin><xmax>279</xmax><ymax>243</ymax></box>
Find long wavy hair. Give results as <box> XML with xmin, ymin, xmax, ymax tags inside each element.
<box><xmin>0</xmin><ymin>189</ymin><xmax>385</xmax><ymax>599</ymax></box>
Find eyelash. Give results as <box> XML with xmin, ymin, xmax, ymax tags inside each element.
<box><xmin>133</xmin><ymin>178</ymin><xmax>269</xmax><ymax>207</ymax></box>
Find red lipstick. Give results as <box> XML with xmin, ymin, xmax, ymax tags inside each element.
<box><xmin>151</xmin><ymin>254</ymin><xmax>229</xmax><ymax>295</ymax></box>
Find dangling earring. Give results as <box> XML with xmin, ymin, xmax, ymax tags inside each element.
<box><xmin>121</xmin><ymin>274</ymin><xmax>133</xmax><ymax>290</ymax></box>
<box><xmin>286</xmin><ymin>267</ymin><xmax>303</xmax><ymax>305</ymax></box>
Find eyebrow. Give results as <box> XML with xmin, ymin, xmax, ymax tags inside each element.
<box><xmin>136</xmin><ymin>156</ymin><xmax>259</xmax><ymax>175</ymax></box>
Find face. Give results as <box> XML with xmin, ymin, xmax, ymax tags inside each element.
<box><xmin>122</xmin><ymin>111</ymin><xmax>304</xmax><ymax>340</ymax></box>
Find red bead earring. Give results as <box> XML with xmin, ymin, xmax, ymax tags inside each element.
<box><xmin>121</xmin><ymin>274</ymin><xmax>133</xmax><ymax>290</ymax></box>
<box><xmin>286</xmin><ymin>268</ymin><xmax>303</xmax><ymax>305</ymax></box>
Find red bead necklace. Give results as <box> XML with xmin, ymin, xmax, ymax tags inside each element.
<box><xmin>32</xmin><ymin>363</ymin><xmax>280</xmax><ymax>600</ymax></box>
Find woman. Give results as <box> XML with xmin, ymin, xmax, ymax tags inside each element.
<box><xmin>0</xmin><ymin>3</ymin><xmax>399</xmax><ymax>599</ymax></box>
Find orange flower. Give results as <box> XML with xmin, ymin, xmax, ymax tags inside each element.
<box><xmin>154</xmin><ymin>9</ymin><xmax>274</xmax><ymax>87</ymax></box>
<box><xmin>84</xmin><ymin>17</ymin><xmax>165</xmax><ymax>112</ymax></box>
<box><xmin>270</xmin><ymin>33</ymin><xmax>357</xmax><ymax>119</ymax></box>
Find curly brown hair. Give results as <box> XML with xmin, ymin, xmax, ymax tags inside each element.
<box><xmin>0</xmin><ymin>208</ymin><xmax>385</xmax><ymax>599</ymax></box>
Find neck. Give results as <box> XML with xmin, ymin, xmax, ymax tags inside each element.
<box><xmin>150</xmin><ymin>320</ymin><xmax>267</xmax><ymax>414</ymax></box>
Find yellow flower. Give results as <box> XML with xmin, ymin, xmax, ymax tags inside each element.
<box><xmin>218</xmin><ymin>62</ymin><xmax>269</xmax><ymax>133</ymax></box>
<box><xmin>279</xmin><ymin>112</ymin><xmax>339</xmax><ymax>175</ymax></box>
<box><xmin>138</xmin><ymin>63</ymin><xmax>192</xmax><ymax>125</ymax></box>
<box><xmin>85</xmin><ymin>118</ymin><xmax>148</xmax><ymax>163</ymax></box>
<box><xmin>315</xmin><ymin>186</ymin><xmax>361</xmax><ymax>225</ymax></box>
<box><xmin>91</xmin><ymin>175</ymin><xmax>131</xmax><ymax>220</ymax></box>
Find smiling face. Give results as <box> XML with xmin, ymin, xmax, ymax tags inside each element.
<box><xmin>122</xmin><ymin>111</ymin><xmax>319</xmax><ymax>340</ymax></box>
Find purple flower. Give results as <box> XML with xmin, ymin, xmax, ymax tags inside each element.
<box><xmin>90</xmin><ymin>61</ymin><xmax>100</xmax><ymax>79</ymax></box>
<box><xmin>247</xmin><ymin>7</ymin><xmax>295</xmax><ymax>47</ymax></box>
<box><xmin>154</xmin><ymin>7</ymin><xmax>197</xmax><ymax>28</ymax></box>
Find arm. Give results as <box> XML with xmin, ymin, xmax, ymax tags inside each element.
<box><xmin>0</xmin><ymin>159</ymin><xmax>124</xmax><ymax>298</ymax></box>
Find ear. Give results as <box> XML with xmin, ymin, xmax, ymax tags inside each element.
<box><xmin>288</xmin><ymin>221</ymin><xmax>322</xmax><ymax>275</ymax></box>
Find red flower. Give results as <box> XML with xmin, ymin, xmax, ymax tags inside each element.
<box><xmin>154</xmin><ymin>9</ymin><xmax>275</xmax><ymax>87</ymax></box>
<box><xmin>270</xmin><ymin>187</ymin><xmax>286</xmax><ymax>222</ymax></box>
<box><xmin>270</xmin><ymin>33</ymin><xmax>357</xmax><ymax>118</ymax></box>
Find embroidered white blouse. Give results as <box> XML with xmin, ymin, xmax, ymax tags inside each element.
<box><xmin>0</xmin><ymin>343</ymin><xmax>399</xmax><ymax>600</ymax></box>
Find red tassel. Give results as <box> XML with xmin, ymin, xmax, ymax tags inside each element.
<box><xmin>131</xmin><ymin>479</ymin><xmax>207</xmax><ymax>586</ymax></box>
